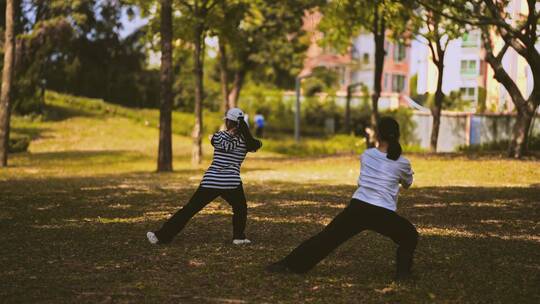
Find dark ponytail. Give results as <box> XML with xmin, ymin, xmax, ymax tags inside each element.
<box><xmin>377</xmin><ymin>117</ymin><xmax>402</xmax><ymax>161</ymax></box>
<box><xmin>238</xmin><ymin>118</ymin><xmax>262</xmax><ymax>152</ymax></box>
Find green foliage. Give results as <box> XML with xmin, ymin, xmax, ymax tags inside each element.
<box><xmin>409</xmin><ymin>1</ymin><xmax>464</xmax><ymax>52</ymax></box>
<box><xmin>239</xmin><ymin>82</ymin><xmax>419</xmax><ymax>146</ymax></box>
<box><xmin>238</xmin><ymin>83</ymin><xmax>295</xmax><ymax>132</ymax></box>
<box><xmin>319</xmin><ymin>0</ymin><xmax>412</xmax><ymax>52</ymax></box>
<box><xmin>424</xmin><ymin>91</ymin><xmax>473</xmax><ymax>112</ymax></box>
<box><xmin>302</xmin><ymin>66</ymin><xmax>339</xmax><ymax>97</ymax></box>
<box><xmin>381</xmin><ymin>108</ymin><xmax>418</xmax><ymax>146</ymax></box>
<box><xmin>409</xmin><ymin>73</ymin><xmax>418</xmax><ymax>98</ymax></box>
<box><xmin>263</xmin><ymin>134</ymin><xmax>366</xmax><ymax>156</ymax></box>
<box><xmin>3</xmin><ymin>0</ymin><xmax>160</xmax><ymax>114</ymax></box>
<box><xmin>239</xmin><ymin>83</ymin><xmax>367</xmax><ymax>137</ymax></box>
<box><xmin>459</xmin><ymin>135</ymin><xmax>540</xmax><ymax>152</ymax></box>
<box><xmin>212</xmin><ymin>0</ymin><xmax>322</xmax><ymax>90</ymax></box>
<box><xmin>302</xmin><ymin>95</ymin><xmax>341</xmax><ymax>134</ymax></box>
<box><xmin>477</xmin><ymin>87</ymin><xmax>487</xmax><ymax>113</ymax></box>
<box><xmin>173</xmin><ymin>45</ymin><xmax>222</xmax><ymax>112</ymax></box>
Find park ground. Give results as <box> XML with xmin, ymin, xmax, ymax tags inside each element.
<box><xmin>1</xmin><ymin>93</ymin><xmax>539</xmax><ymax>303</ymax></box>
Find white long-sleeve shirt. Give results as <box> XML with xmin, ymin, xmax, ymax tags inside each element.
<box><xmin>352</xmin><ymin>148</ymin><xmax>414</xmax><ymax>211</ymax></box>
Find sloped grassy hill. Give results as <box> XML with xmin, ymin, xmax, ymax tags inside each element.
<box><xmin>11</xmin><ymin>91</ymin><xmax>367</xmax><ymax>157</ymax></box>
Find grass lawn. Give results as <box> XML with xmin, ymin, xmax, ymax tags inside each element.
<box><xmin>1</xmin><ymin>95</ymin><xmax>539</xmax><ymax>303</ymax></box>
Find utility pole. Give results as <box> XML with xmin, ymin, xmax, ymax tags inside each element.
<box><xmin>294</xmin><ymin>74</ymin><xmax>312</xmax><ymax>143</ymax></box>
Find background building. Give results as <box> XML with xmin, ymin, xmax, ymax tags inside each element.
<box><xmin>303</xmin><ymin>0</ymin><xmax>537</xmax><ymax>115</ymax></box>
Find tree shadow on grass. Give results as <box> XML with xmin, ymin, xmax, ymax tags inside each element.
<box><xmin>1</xmin><ymin>176</ymin><xmax>539</xmax><ymax>303</ymax></box>
<box><xmin>11</xmin><ymin>126</ymin><xmax>50</xmax><ymax>140</ymax></box>
<box><xmin>9</xmin><ymin>150</ymin><xmax>274</xmax><ymax>175</ymax></box>
<box><xmin>7</xmin><ymin>150</ymin><xmax>155</xmax><ymax>171</ymax></box>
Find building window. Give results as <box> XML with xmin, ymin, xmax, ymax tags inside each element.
<box><xmin>363</xmin><ymin>53</ymin><xmax>369</xmax><ymax>64</ymax></box>
<box><xmin>460</xmin><ymin>60</ymin><xmax>477</xmax><ymax>75</ymax></box>
<box><xmin>391</xmin><ymin>74</ymin><xmax>406</xmax><ymax>93</ymax></box>
<box><xmin>460</xmin><ymin>87</ymin><xmax>477</xmax><ymax>101</ymax></box>
<box><xmin>351</xmin><ymin>45</ymin><xmax>361</xmax><ymax>60</ymax></box>
<box><xmin>339</xmin><ymin>67</ymin><xmax>346</xmax><ymax>86</ymax></box>
<box><xmin>393</xmin><ymin>43</ymin><xmax>406</xmax><ymax>62</ymax></box>
<box><xmin>462</xmin><ymin>32</ymin><xmax>480</xmax><ymax>48</ymax></box>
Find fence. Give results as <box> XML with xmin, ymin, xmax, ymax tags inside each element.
<box><xmin>410</xmin><ymin>111</ymin><xmax>540</xmax><ymax>152</ymax></box>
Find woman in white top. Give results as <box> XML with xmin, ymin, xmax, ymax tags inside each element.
<box><xmin>267</xmin><ymin>117</ymin><xmax>418</xmax><ymax>280</ymax></box>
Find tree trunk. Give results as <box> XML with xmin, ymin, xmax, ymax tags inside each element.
<box><xmin>0</xmin><ymin>0</ymin><xmax>16</xmax><ymax>167</ymax></box>
<box><xmin>506</xmin><ymin>63</ymin><xmax>539</xmax><ymax>158</ymax></box>
<box><xmin>345</xmin><ymin>86</ymin><xmax>351</xmax><ymax>133</ymax></box>
<box><xmin>227</xmin><ymin>68</ymin><xmax>246</xmax><ymax>109</ymax></box>
<box><xmin>481</xmin><ymin>28</ymin><xmax>539</xmax><ymax>158</ymax></box>
<box><xmin>369</xmin><ymin>9</ymin><xmax>385</xmax><ymax>147</ymax></box>
<box><xmin>192</xmin><ymin>24</ymin><xmax>205</xmax><ymax>165</ymax></box>
<box><xmin>430</xmin><ymin>62</ymin><xmax>445</xmax><ymax>152</ymax></box>
<box><xmin>509</xmin><ymin>105</ymin><xmax>535</xmax><ymax>158</ymax></box>
<box><xmin>157</xmin><ymin>0</ymin><xmax>173</xmax><ymax>172</ymax></box>
<box><xmin>218</xmin><ymin>38</ymin><xmax>230</xmax><ymax>114</ymax></box>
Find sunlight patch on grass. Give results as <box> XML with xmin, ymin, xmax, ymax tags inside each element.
<box><xmin>250</xmin><ymin>215</ymin><xmax>333</xmax><ymax>225</ymax></box>
<box><xmin>31</xmin><ymin>224</ymin><xmax>65</xmax><ymax>229</ymax></box>
<box><xmin>419</xmin><ymin>226</ymin><xmax>540</xmax><ymax>243</ymax></box>
<box><xmin>107</xmin><ymin>203</ymin><xmax>132</xmax><ymax>209</ymax></box>
<box><xmin>275</xmin><ymin>200</ymin><xmax>346</xmax><ymax>208</ymax></box>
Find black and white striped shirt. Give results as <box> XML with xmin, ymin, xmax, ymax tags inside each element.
<box><xmin>200</xmin><ymin>131</ymin><xmax>247</xmax><ymax>189</ymax></box>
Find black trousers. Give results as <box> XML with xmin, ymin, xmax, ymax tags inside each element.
<box><xmin>154</xmin><ymin>185</ymin><xmax>247</xmax><ymax>243</ymax></box>
<box><xmin>255</xmin><ymin>126</ymin><xmax>264</xmax><ymax>138</ymax></box>
<box><xmin>280</xmin><ymin>199</ymin><xmax>418</xmax><ymax>274</ymax></box>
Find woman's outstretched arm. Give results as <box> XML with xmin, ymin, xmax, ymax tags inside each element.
<box><xmin>238</xmin><ymin>119</ymin><xmax>262</xmax><ymax>152</ymax></box>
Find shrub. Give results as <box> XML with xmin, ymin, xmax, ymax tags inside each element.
<box><xmin>382</xmin><ymin>108</ymin><xmax>418</xmax><ymax>146</ymax></box>
<box><xmin>262</xmin><ymin>134</ymin><xmax>366</xmax><ymax>156</ymax></box>
<box><xmin>238</xmin><ymin>84</ymin><xmax>295</xmax><ymax>133</ymax></box>
<box><xmin>459</xmin><ymin>135</ymin><xmax>540</xmax><ymax>152</ymax></box>
<box><xmin>477</xmin><ymin>87</ymin><xmax>487</xmax><ymax>113</ymax></box>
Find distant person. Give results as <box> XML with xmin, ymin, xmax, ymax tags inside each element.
<box><xmin>267</xmin><ymin>117</ymin><xmax>418</xmax><ymax>281</ymax></box>
<box><xmin>147</xmin><ymin>108</ymin><xmax>262</xmax><ymax>245</ymax></box>
<box><xmin>254</xmin><ymin>113</ymin><xmax>265</xmax><ymax>138</ymax></box>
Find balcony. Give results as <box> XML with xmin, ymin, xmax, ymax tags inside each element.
<box><xmin>460</xmin><ymin>69</ymin><xmax>478</xmax><ymax>77</ymax></box>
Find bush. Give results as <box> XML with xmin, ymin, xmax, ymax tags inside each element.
<box><xmin>262</xmin><ymin>134</ymin><xmax>366</xmax><ymax>156</ymax></box>
<box><xmin>8</xmin><ymin>136</ymin><xmax>31</xmax><ymax>153</ymax></box>
<box><xmin>262</xmin><ymin>133</ymin><xmax>423</xmax><ymax>157</ymax></box>
<box><xmin>302</xmin><ymin>94</ymin><xmax>342</xmax><ymax>135</ymax></box>
<box><xmin>238</xmin><ymin>84</ymin><xmax>295</xmax><ymax>133</ymax></box>
<box><xmin>477</xmin><ymin>87</ymin><xmax>487</xmax><ymax>113</ymax></box>
<box><xmin>459</xmin><ymin>135</ymin><xmax>540</xmax><ymax>152</ymax></box>
<box><xmin>409</xmin><ymin>73</ymin><xmax>418</xmax><ymax>98</ymax></box>
<box><xmin>381</xmin><ymin>108</ymin><xmax>418</xmax><ymax>146</ymax></box>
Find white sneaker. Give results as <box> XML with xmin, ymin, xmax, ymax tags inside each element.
<box><xmin>147</xmin><ymin>231</ymin><xmax>159</xmax><ymax>244</ymax></box>
<box><xmin>232</xmin><ymin>239</ymin><xmax>251</xmax><ymax>245</ymax></box>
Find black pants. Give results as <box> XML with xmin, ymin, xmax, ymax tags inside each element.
<box><xmin>255</xmin><ymin>126</ymin><xmax>264</xmax><ymax>138</ymax></box>
<box><xmin>280</xmin><ymin>199</ymin><xmax>418</xmax><ymax>274</ymax></box>
<box><xmin>154</xmin><ymin>185</ymin><xmax>247</xmax><ymax>243</ymax></box>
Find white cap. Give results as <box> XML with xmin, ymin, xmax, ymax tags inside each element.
<box><xmin>225</xmin><ymin>108</ymin><xmax>244</xmax><ymax>122</ymax></box>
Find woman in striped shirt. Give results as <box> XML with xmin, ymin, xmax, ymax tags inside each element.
<box><xmin>147</xmin><ymin>108</ymin><xmax>261</xmax><ymax>245</ymax></box>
